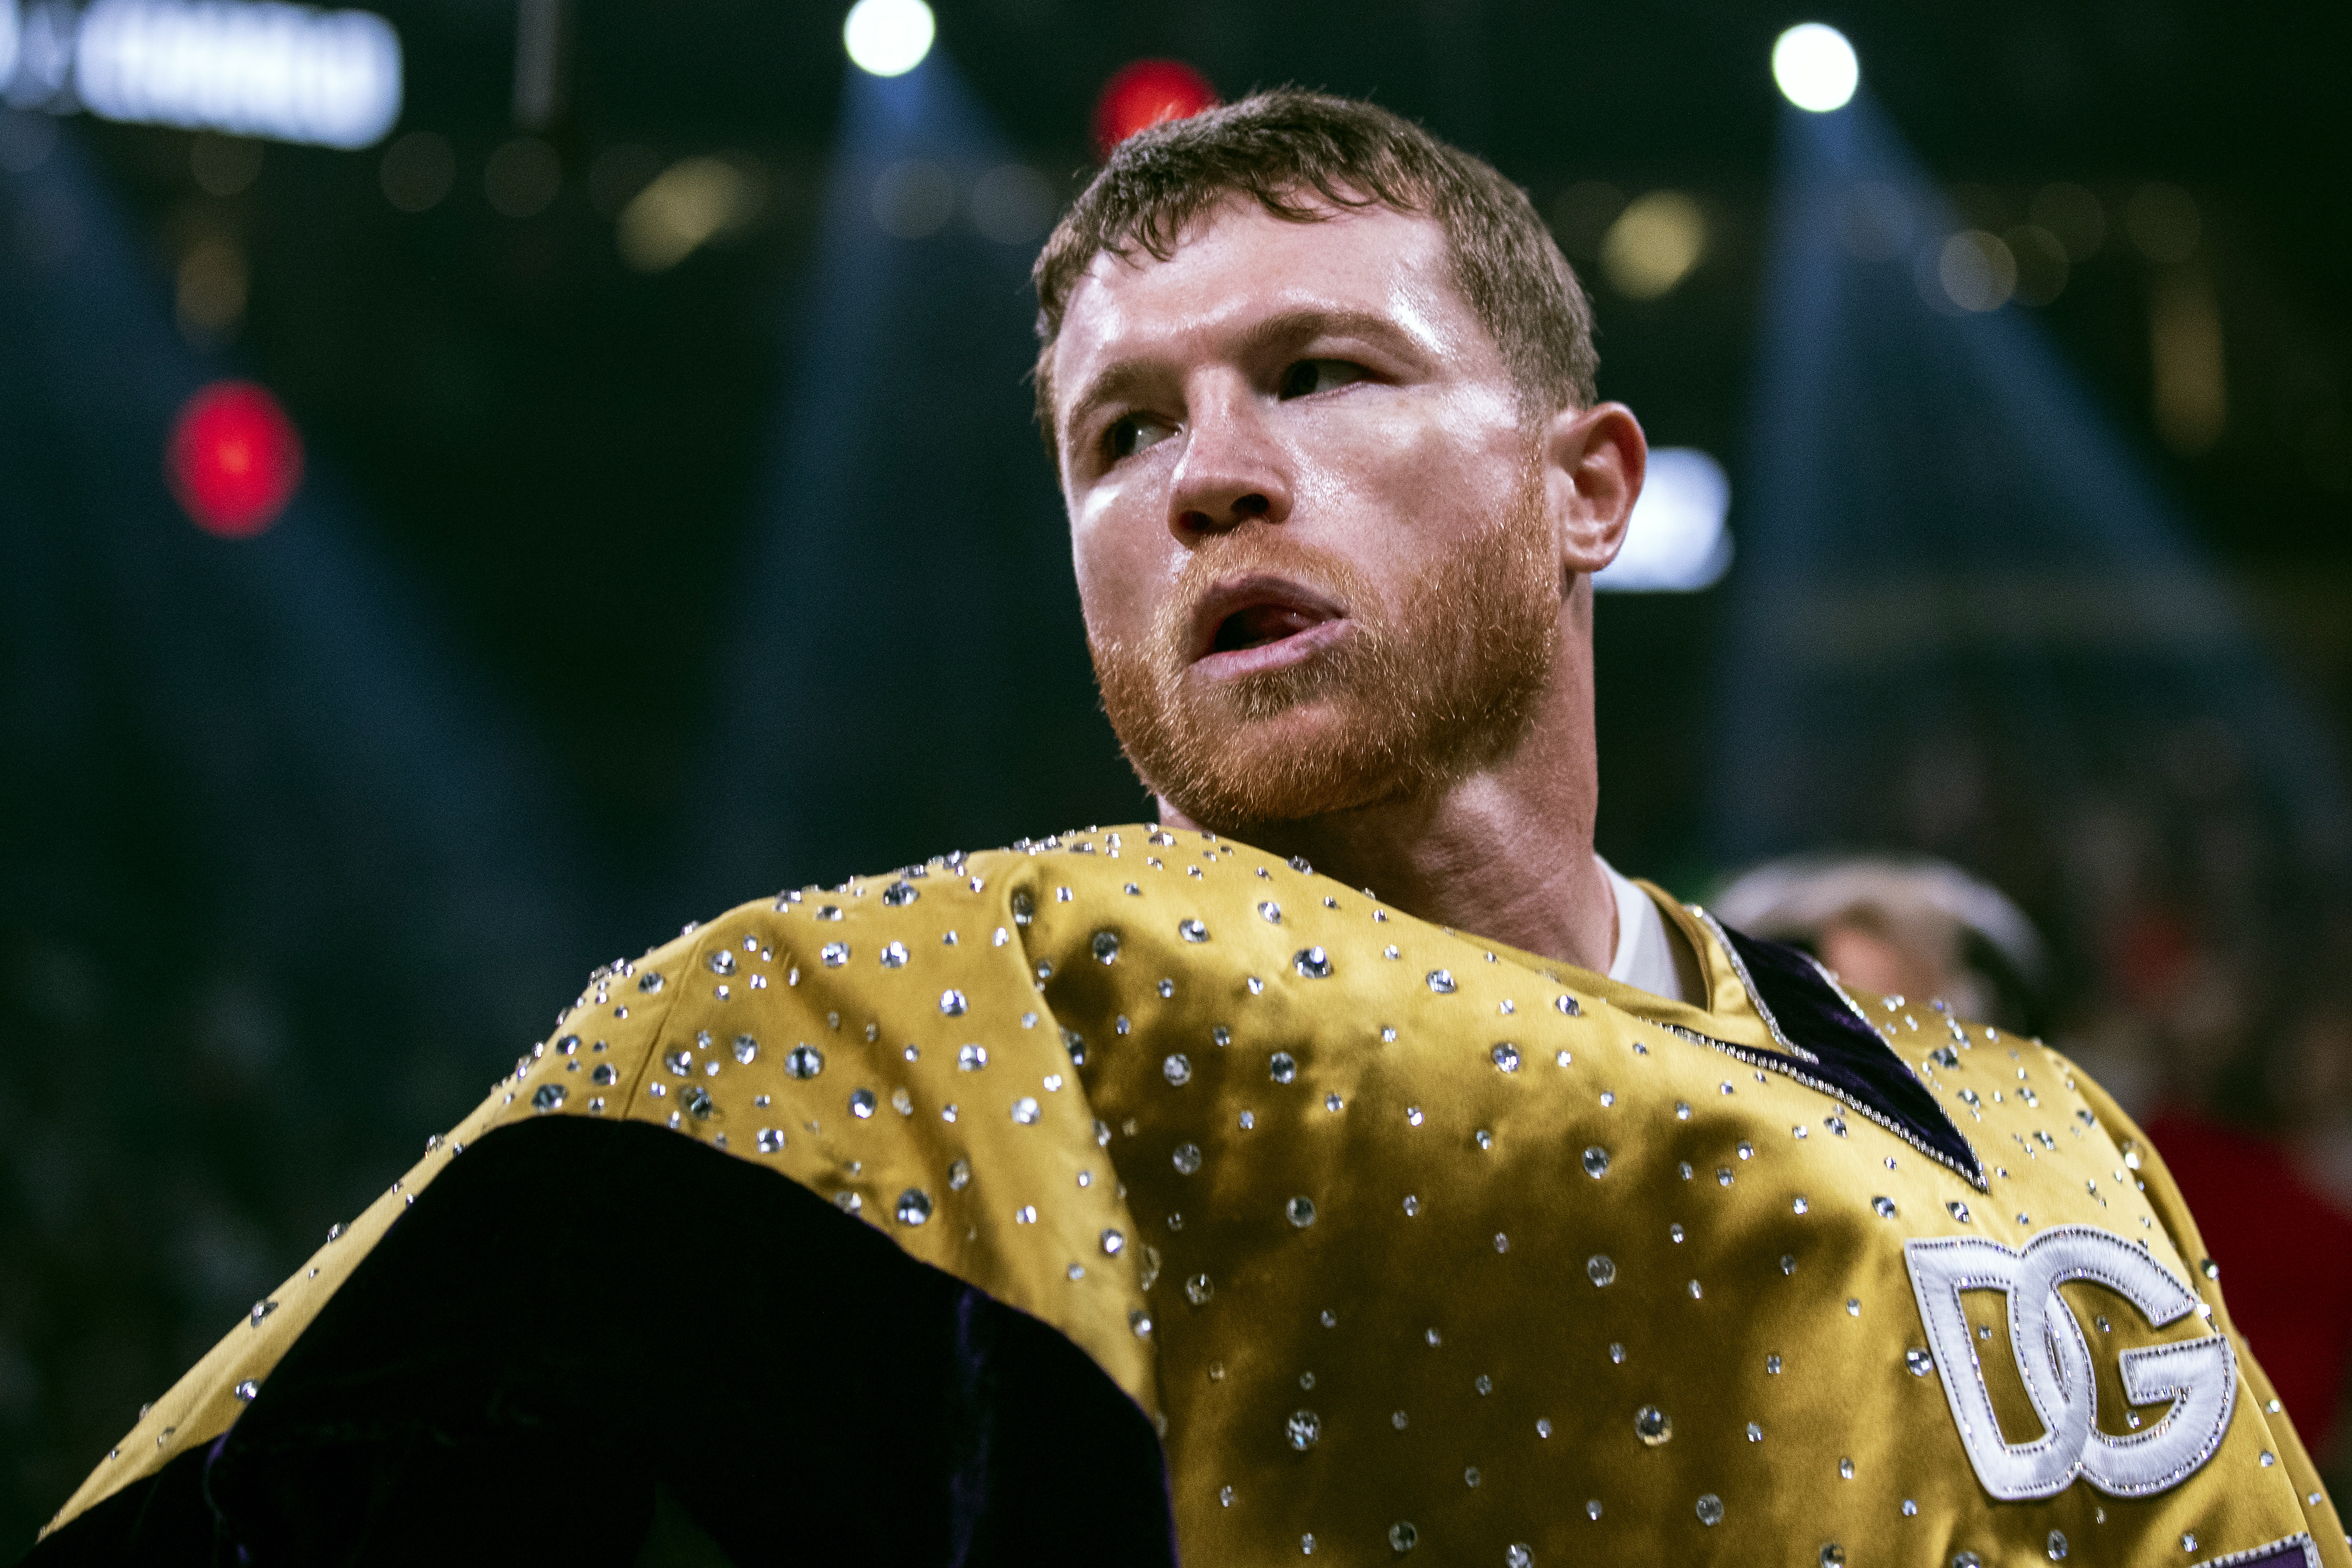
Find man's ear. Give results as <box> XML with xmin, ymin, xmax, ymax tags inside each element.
<box><xmin>1541</xmin><ymin>402</ymin><xmax>1647</xmax><ymax>577</ymax></box>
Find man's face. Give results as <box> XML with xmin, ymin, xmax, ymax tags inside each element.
<box><xmin>1052</xmin><ymin>198</ymin><xmax>1566</xmax><ymax>831</ymax></box>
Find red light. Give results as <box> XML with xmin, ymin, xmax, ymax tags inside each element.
<box><xmin>167</xmin><ymin>380</ymin><xmax>304</xmax><ymax>539</ymax></box>
<box><xmin>1092</xmin><ymin>59</ymin><xmax>1217</xmax><ymax>159</ymax></box>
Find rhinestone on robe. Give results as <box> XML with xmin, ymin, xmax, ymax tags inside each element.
<box><xmin>531</xmin><ymin>1083</ymin><xmax>566</xmax><ymax>1112</ymax></box>
<box><xmin>939</xmin><ymin>989</ymin><xmax>968</xmax><ymax>1016</ymax></box>
<box><xmin>1259</xmin><ymin>900</ymin><xmax>1282</xmax><ymax>923</ymax></box>
<box><xmin>1286</xmin><ymin>1410</ymin><xmax>1322</xmax><ymax>1450</ymax></box>
<box><xmin>1164</xmin><ymin>1054</ymin><xmax>1193</xmax><ymax>1085</ymax></box>
<box><xmin>1873</xmin><ymin>1196</ymin><xmax>1898</xmax><ymax>1218</ymax></box>
<box><xmin>1506</xmin><ymin>1545</ymin><xmax>1531</xmax><ymax>1567</ymax></box>
<box><xmin>1173</xmin><ymin>1143</ymin><xmax>1203</xmax><ymax>1174</ymax></box>
<box><xmin>1294</xmin><ymin>947</ymin><xmax>1333</xmax><ymax>979</ymax></box>
<box><xmin>679</xmin><ymin>1085</ymin><xmax>713</xmax><ymax>1119</ymax></box>
<box><xmin>1426</xmin><ymin>969</ymin><xmax>1457</xmax><ymax>993</ymax></box>
<box><xmin>1012</xmin><ymin>1097</ymin><xmax>1041</xmax><ymax>1124</ymax></box>
<box><xmin>1635</xmin><ymin>1405</ymin><xmax>1671</xmax><ymax>1445</ymax></box>
<box><xmin>1587</xmin><ymin>1255</ymin><xmax>1616</xmax><ymax>1286</ymax></box>
<box><xmin>785</xmin><ymin>1045</ymin><xmax>823</xmax><ymax>1079</ymax></box>
<box><xmin>1092</xmin><ymin>931</ymin><xmax>1121</xmax><ymax>964</ymax></box>
<box><xmin>1387</xmin><ymin>1522</ymin><xmax>1416</xmax><ymax>1552</ymax></box>
<box><xmin>1185</xmin><ymin>1273</ymin><xmax>1214</xmax><ymax>1305</ymax></box>
<box><xmin>1492</xmin><ymin>1043</ymin><xmax>1521</xmax><ymax>1073</ymax></box>
<box><xmin>880</xmin><ymin>941</ymin><xmax>908</xmax><ymax>968</ymax></box>
<box><xmin>819</xmin><ymin>942</ymin><xmax>848</xmax><ymax>967</ymax></box>
<box><xmin>1271</xmin><ymin>1051</ymin><xmax>1298</xmax><ymax>1083</ymax></box>
<box><xmin>2046</xmin><ymin>1531</ymin><xmax>2067</xmax><ymax>1560</ymax></box>
<box><xmin>895</xmin><ymin>1188</ymin><xmax>933</xmax><ymax>1225</ymax></box>
<box><xmin>732</xmin><ymin>1034</ymin><xmax>759</xmax><ymax>1064</ymax></box>
<box><xmin>1100</xmin><ymin>1228</ymin><xmax>1125</xmax><ymax>1255</ymax></box>
<box><xmin>959</xmin><ymin>1043</ymin><xmax>988</xmax><ymax>1071</ymax></box>
<box><xmin>1179</xmin><ymin>919</ymin><xmax>1208</xmax><ymax>942</ymax></box>
<box><xmin>1907</xmin><ymin>1348</ymin><xmax>1934</xmax><ymax>1377</ymax></box>
<box><xmin>1287</xmin><ymin>1196</ymin><xmax>1317</xmax><ymax>1228</ymax></box>
<box><xmin>756</xmin><ymin>1128</ymin><xmax>785</xmax><ymax>1153</ymax></box>
<box><xmin>1581</xmin><ymin>1146</ymin><xmax>1610</xmax><ymax>1178</ymax></box>
<box><xmin>1695</xmin><ymin>1495</ymin><xmax>1723</xmax><ymax>1526</ymax></box>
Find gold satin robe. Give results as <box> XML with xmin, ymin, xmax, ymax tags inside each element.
<box><xmin>50</xmin><ymin>826</ymin><xmax>2346</xmax><ymax>1566</ymax></box>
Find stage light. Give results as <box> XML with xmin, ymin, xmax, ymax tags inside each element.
<box><xmin>75</xmin><ymin>0</ymin><xmax>401</xmax><ymax>149</ymax></box>
<box><xmin>1594</xmin><ymin>447</ymin><xmax>1732</xmax><ymax>592</ymax></box>
<box><xmin>167</xmin><ymin>379</ymin><xmax>303</xmax><ymax>538</ymax></box>
<box><xmin>842</xmin><ymin>0</ymin><xmax>931</xmax><ymax>77</ymax></box>
<box><xmin>0</xmin><ymin>1</ymin><xmax>18</xmax><ymax>84</ymax></box>
<box><xmin>1092</xmin><ymin>59</ymin><xmax>1215</xmax><ymax>158</ymax></box>
<box><xmin>1772</xmin><ymin>23</ymin><xmax>1858</xmax><ymax>112</ymax></box>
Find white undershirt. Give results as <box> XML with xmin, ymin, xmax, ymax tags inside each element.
<box><xmin>1599</xmin><ymin>855</ymin><xmax>1695</xmax><ymax>1004</ymax></box>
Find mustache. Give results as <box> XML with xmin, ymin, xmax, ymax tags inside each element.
<box><xmin>1150</xmin><ymin>533</ymin><xmax>1380</xmax><ymax>656</ymax></box>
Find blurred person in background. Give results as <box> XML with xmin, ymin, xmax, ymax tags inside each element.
<box><xmin>1711</xmin><ymin>854</ymin><xmax>2046</xmax><ymax>1032</ymax></box>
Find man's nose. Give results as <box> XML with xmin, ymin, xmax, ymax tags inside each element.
<box><xmin>1167</xmin><ymin>392</ymin><xmax>1293</xmax><ymax>539</ymax></box>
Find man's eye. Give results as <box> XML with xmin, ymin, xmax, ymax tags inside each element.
<box><xmin>1278</xmin><ymin>359</ymin><xmax>1369</xmax><ymax>399</ymax></box>
<box><xmin>1105</xmin><ymin>414</ymin><xmax>1175</xmax><ymax>461</ymax></box>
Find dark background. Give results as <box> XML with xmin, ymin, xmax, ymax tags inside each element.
<box><xmin>3</xmin><ymin>0</ymin><xmax>2350</xmax><ymax>1544</ymax></box>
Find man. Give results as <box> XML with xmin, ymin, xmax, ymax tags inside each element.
<box><xmin>32</xmin><ymin>92</ymin><xmax>2341</xmax><ymax>1567</ymax></box>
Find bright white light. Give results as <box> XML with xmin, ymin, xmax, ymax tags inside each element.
<box><xmin>76</xmin><ymin>0</ymin><xmax>401</xmax><ymax>149</ymax></box>
<box><xmin>0</xmin><ymin>2</ymin><xmax>20</xmax><ymax>88</ymax></box>
<box><xmin>1772</xmin><ymin>23</ymin><xmax>1859</xmax><ymax>112</ymax></box>
<box><xmin>1594</xmin><ymin>447</ymin><xmax>1733</xmax><ymax>593</ymax></box>
<box><xmin>842</xmin><ymin>0</ymin><xmax>932</xmax><ymax>77</ymax></box>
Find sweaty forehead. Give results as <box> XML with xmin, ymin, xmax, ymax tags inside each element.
<box><xmin>1050</xmin><ymin>199</ymin><xmax>1486</xmax><ymax>400</ymax></box>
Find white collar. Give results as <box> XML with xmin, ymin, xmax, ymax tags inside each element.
<box><xmin>1598</xmin><ymin>855</ymin><xmax>1695</xmax><ymax>1004</ymax></box>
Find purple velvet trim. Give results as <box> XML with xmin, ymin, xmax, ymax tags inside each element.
<box><xmin>1717</xmin><ymin>923</ymin><xmax>1985</xmax><ymax>1187</ymax></box>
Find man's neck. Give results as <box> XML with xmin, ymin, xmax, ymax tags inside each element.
<box><xmin>1159</xmin><ymin>705</ymin><xmax>1618</xmax><ymax>977</ymax></box>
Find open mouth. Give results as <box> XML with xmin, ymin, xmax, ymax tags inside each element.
<box><xmin>1188</xmin><ymin>574</ymin><xmax>1349</xmax><ymax>675</ymax></box>
<box><xmin>1213</xmin><ymin>602</ymin><xmax>1331</xmax><ymax>653</ymax></box>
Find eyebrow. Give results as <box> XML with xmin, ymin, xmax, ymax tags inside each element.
<box><xmin>1059</xmin><ymin>306</ymin><xmax>1431</xmax><ymax>449</ymax></box>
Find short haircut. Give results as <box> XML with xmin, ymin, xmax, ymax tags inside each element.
<box><xmin>1031</xmin><ymin>88</ymin><xmax>1598</xmax><ymax>453</ymax></box>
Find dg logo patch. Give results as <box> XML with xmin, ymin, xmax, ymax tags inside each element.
<box><xmin>1904</xmin><ymin>1226</ymin><xmax>2237</xmax><ymax>1500</ymax></box>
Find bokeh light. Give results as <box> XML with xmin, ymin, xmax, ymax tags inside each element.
<box><xmin>166</xmin><ymin>380</ymin><xmax>303</xmax><ymax>538</ymax></box>
<box><xmin>842</xmin><ymin>0</ymin><xmax>934</xmax><ymax>77</ymax></box>
<box><xmin>1599</xmin><ymin>190</ymin><xmax>1706</xmax><ymax>299</ymax></box>
<box><xmin>619</xmin><ymin>155</ymin><xmax>763</xmax><ymax>271</ymax></box>
<box><xmin>379</xmin><ymin>129</ymin><xmax>455</xmax><ymax>213</ymax></box>
<box><xmin>1772</xmin><ymin>23</ymin><xmax>1859</xmax><ymax>112</ymax></box>
<box><xmin>1593</xmin><ymin>447</ymin><xmax>1733</xmax><ymax>592</ymax></box>
<box><xmin>1937</xmin><ymin>229</ymin><xmax>2017</xmax><ymax>313</ymax></box>
<box><xmin>1092</xmin><ymin>59</ymin><xmax>1216</xmax><ymax>159</ymax></box>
